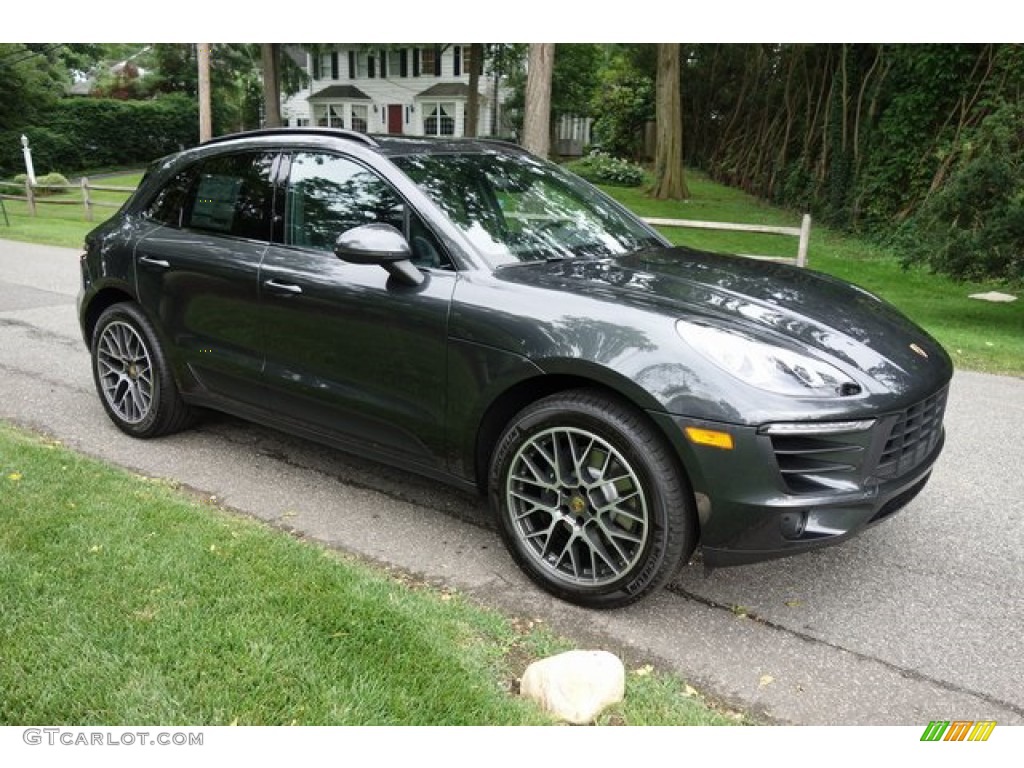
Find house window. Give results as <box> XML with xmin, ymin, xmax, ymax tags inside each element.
<box><xmin>355</xmin><ymin>53</ymin><xmax>370</xmax><ymax>79</ymax></box>
<box><xmin>318</xmin><ymin>53</ymin><xmax>335</xmax><ymax>80</ymax></box>
<box><xmin>420</xmin><ymin>48</ymin><xmax>437</xmax><ymax>77</ymax></box>
<box><xmin>351</xmin><ymin>104</ymin><xmax>368</xmax><ymax>133</ymax></box>
<box><xmin>388</xmin><ymin>50</ymin><xmax>402</xmax><ymax>79</ymax></box>
<box><xmin>314</xmin><ymin>104</ymin><xmax>345</xmax><ymax>128</ymax></box>
<box><xmin>423</xmin><ymin>102</ymin><xmax>456</xmax><ymax>136</ymax></box>
<box><xmin>293</xmin><ymin>118</ymin><xmax>310</xmax><ymax>127</ymax></box>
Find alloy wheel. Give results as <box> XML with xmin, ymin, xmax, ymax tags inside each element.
<box><xmin>95</xmin><ymin>320</ymin><xmax>154</xmax><ymax>425</ymax></box>
<box><xmin>505</xmin><ymin>426</ymin><xmax>650</xmax><ymax>587</ymax></box>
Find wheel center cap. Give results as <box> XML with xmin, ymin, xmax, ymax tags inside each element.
<box><xmin>127</xmin><ymin>364</ymin><xmax>138</xmax><ymax>379</ymax></box>
<box><xmin>569</xmin><ymin>495</ymin><xmax>587</xmax><ymax>515</ymax></box>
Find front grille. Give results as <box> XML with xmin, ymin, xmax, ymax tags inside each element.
<box><xmin>874</xmin><ymin>387</ymin><xmax>948</xmax><ymax>480</ymax></box>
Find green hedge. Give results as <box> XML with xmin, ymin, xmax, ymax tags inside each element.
<box><xmin>0</xmin><ymin>95</ymin><xmax>197</xmax><ymax>177</ymax></box>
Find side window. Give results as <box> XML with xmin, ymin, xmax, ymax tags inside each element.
<box><xmin>183</xmin><ymin>152</ymin><xmax>276</xmax><ymax>241</ymax></box>
<box><xmin>144</xmin><ymin>168</ymin><xmax>197</xmax><ymax>227</ymax></box>
<box><xmin>285</xmin><ymin>152</ymin><xmax>451</xmax><ymax>269</ymax></box>
<box><xmin>286</xmin><ymin>152</ymin><xmax>405</xmax><ymax>250</ymax></box>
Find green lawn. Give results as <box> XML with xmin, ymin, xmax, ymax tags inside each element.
<box><xmin>0</xmin><ymin>423</ymin><xmax>738</xmax><ymax>726</ymax></box>
<box><xmin>0</xmin><ymin>171</ymin><xmax>142</xmax><ymax>248</ymax></box>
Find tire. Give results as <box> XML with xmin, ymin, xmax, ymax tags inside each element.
<box><xmin>90</xmin><ymin>302</ymin><xmax>195</xmax><ymax>438</ymax></box>
<box><xmin>489</xmin><ymin>389</ymin><xmax>696</xmax><ymax>609</ymax></box>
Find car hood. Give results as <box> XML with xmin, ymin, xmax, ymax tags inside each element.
<box><xmin>495</xmin><ymin>247</ymin><xmax>952</xmax><ymax>396</ymax></box>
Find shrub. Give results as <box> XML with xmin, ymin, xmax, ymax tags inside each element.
<box><xmin>589</xmin><ymin>61</ymin><xmax>654</xmax><ymax>160</ymax></box>
<box><xmin>565</xmin><ymin>151</ymin><xmax>645</xmax><ymax>187</ymax></box>
<box><xmin>894</xmin><ymin>103</ymin><xmax>1024</xmax><ymax>282</ymax></box>
<box><xmin>34</xmin><ymin>172</ymin><xmax>70</xmax><ymax>195</ymax></box>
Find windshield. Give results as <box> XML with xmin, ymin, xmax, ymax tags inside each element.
<box><xmin>392</xmin><ymin>151</ymin><xmax>665</xmax><ymax>265</ymax></box>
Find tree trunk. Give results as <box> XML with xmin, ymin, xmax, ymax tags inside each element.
<box><xmin>261</xmin><ymin>43</ymin><xmax>283</xmax><ymax>128</ymax></box>
<box><xmin>465</xmin><ymin>43</ymin><xmax>484</xmax><ymax>138</ymax></box>
<box><xmin>522</xmin><ymin>43</ymin><xmax>554</xmax><ymax>157</ymax></box>
<box><xmin>651</xmin><ymin>43</ymin><xmax>689</xmax><ymax>200</ymax></box>
<box><xmin>197</xmin><ymin>43</ymin><xmax>213</xmax><ymax>142</ymax></box>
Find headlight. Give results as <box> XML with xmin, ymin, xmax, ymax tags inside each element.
<box><xmin>675</xmin><ymin>320</ymin><xmax>860</xmax><ymax>397</ymax></box>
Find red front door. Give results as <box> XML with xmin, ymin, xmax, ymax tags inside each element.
<box><xmin>387</xmin><ymin>105</ymin><xmax>403</xmax><ymax>135</ymax></box>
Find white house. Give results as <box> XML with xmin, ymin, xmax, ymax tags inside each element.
<box><xmin>281</xmin><ymin>45</ymin><xmax>509</xmax><ymax>138</ymax></box>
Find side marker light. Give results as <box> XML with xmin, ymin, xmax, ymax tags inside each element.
<box><xmin>685</xmin><ymin>427</ymin><xmax>735</xmax><ymax>450</ymax></box>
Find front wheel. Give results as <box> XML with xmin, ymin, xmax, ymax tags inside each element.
<box><xmin>489</xmin><ymin>390</ymin><xmax>696</xmax><ymax>608</ymax></box>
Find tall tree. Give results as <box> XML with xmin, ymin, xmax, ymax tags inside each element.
<box><xmin>651</xmin><ymin>43</ymin><xmax>689</xmax><ymax>199</ymax></box>
<box><xmin>522</xmin><ymin>43</ymin><xmax>554</xmax><ymax>157</ymax></box>
<box><xmin>465</xmin><ymin>43</ymin><xmax>484</xmax><ymax>138</ymax></box>
<box><xmin>0</xmin><ymin>44</ymin><xmax>70</xmax><ymax>130</ymax></box>
<box><xmin>261</xmin><ymin>44</ymin><xmax>283</xmax><ymax>128</ymax></box>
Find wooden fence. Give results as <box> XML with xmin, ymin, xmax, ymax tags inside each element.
<box><xmin>0</xmin><ymin>178</ymin><xmax>137</xmax><ymax>222</ymax></box>
<box><xmin>643</xmin><ymin>213</ymin><xmax>812</xmax><ymax>267</ymax></box>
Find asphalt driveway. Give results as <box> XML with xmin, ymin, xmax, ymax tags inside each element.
<box><xmin>1</xmin><ymin>238</ymin><xmax>1021</xmax><ymax>725</ymax></box>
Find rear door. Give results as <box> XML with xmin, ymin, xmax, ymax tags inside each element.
<box><xmin>135</xmin><ymin>151</ymin><xmax>277</xmax><ymax>405</ymax></box>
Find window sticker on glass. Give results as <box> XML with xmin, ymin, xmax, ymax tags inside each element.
<box><xmin>190</xmin><ymin>175</ymin><xmax>242</xmax><ymax>233</ymax></box>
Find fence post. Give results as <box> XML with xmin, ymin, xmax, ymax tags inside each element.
<box><xmin>81</xmin><ymin>177</ymin><xmax>93</xmax><ymax>222</ymax></box>
<box><xmin>24</xmin><ymin>178</ymin><xmax>36</xmax><ymax>217</ymax></box>
<box><xmin>797</xmin><ymin>213</ymin><xmax>812</xmax><ymax>267</ymax></box>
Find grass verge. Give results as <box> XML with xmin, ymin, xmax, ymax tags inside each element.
<box><xmin>0</xmin><ymin>422</ymin><xmax>739</xmax><ymax>726</ymax></box>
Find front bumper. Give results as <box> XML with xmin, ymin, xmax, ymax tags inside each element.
<box><xmin>650</xmin><ymin>389</ymin><xmax>948</xmax><ymax>567</ymax></box>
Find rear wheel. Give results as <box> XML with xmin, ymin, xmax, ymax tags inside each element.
<box><xmin>90</xmin><ymin>303</ymin><xmax>195</xmax><ymax>438</ymax></box>
<box><xmin>489</xmin><ymin>390</ymin><xmax>696</xmax><ymax>608</ymax></box>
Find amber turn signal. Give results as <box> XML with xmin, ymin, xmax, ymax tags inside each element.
<box><xmin>684</xmin><ymin>427</ymin><xmax>735</xmax><ymax>450</ymax></box>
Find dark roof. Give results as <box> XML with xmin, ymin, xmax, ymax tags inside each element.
<box><xmin>416</xmin><ymin>83</ymin><xmax>471</xmax><ymax>99</ymax></box>
<box><xmin>309</xmin><ymin>85</ymin><xmax>371</xmax><ymax>100</ymax></box>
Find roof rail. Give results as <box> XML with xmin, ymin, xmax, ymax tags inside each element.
<box><xmin>202</xmin><ymin>127</ymin><xmax>379</xmax><ymax>148</ymax></box>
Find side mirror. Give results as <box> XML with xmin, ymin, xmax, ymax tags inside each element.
<box><xmin>334</xmin><ymin>223</ymin><xmax>424</xmax><ymax>286</ymax></box>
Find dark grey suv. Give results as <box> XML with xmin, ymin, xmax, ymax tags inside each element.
<box><xmin>77</xmin><ymin>128</ymin><xmax>952</xmax><ymax>607</ymax></box>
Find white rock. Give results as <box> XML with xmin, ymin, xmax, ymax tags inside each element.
<box><xmin>520</xmin><ymin>650</ymin><xmax>625</xmax><ymax>724</ymax></box>
<box><xmin>968</xmin><ymin>291</ymin><xmax>1017</xmax><ymax>303</ymax></box>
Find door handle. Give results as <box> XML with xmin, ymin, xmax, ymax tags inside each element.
<box><xmin>139</xmin><ymin>255</ymin><xmax>170</xmax><ymax>269</ymax></box>
<box><xmin>263</xmin><ymin>279</ymin><xmax>303</xmax><ymax>295</ymax></box>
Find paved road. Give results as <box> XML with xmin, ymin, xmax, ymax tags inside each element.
<box><xmin>1</xmin><ymin>238</ymin><xmax>1021</xmax><ymax>725</ymax></box>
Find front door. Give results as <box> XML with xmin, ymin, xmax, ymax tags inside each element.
<box><xmin>258</xmin><ymin>150</ymin><xmax>454</xmax><ymax>469</ymax></box>
<box><xmin>387</xmin><ymin>104</ymin><xmax>403</xmax><ymax>135</ymax></box>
